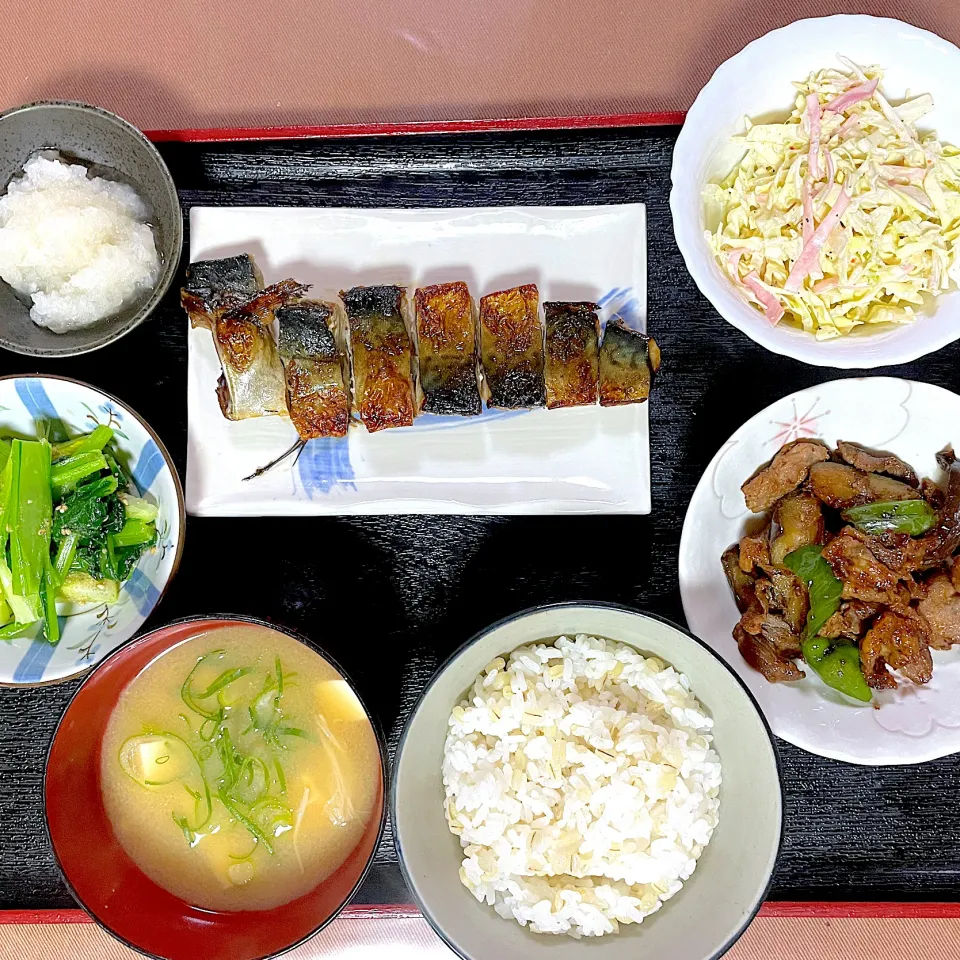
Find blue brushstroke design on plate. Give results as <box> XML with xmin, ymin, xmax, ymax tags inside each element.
<box><xmin>126</xmin><ymin>567</ymin><xmax>161</xmax><ymax>618</ymax></box>
<box><xmin>132</xmin><ymin>439</ymin><xmax>165</xmax><ymax>495</ymax></box>
<box><xmin>599</xmin><ymin>286</ymin><xmax>643</xmax><ymax>331</ymax></box>
<box><xmin>13</xmin><ymin>636</ymin><xmax>57</xmax><ymax>683</ymax></box>
<box><xmin>297</xmin><ymin>437</ymin><xmax>356</xmax><ymax>496</ymax></box>
<box><xmin>412</xmin><ymin>408</ymin><xmax>528</xmax><ymax>432</ymax></box>
<box><xmin>293</xmin><ymin>407</ymin><xmax>531</xmax><ymax>497</ymax></box>
<box><xmin>15</xmin><ymin>378</ymin><xmax>68</xmax><ymax>441</ymax></box>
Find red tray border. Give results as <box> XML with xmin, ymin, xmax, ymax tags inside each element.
<box><xmin>143</xmin><ymin>111</ymin><xmax>687</xmax><ymax>143</ymax></box>
<box><xmin>4</xmin><ymin>903</ymin><xmax>960</xmax><ymax>924</ymax></box>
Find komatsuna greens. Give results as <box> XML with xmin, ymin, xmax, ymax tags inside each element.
<box><xmin>0</xmin><ymin>425</ymin><xmax>159</xmax><ymax>643</ymax></box>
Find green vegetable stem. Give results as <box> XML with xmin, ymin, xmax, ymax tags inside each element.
<box><xmin>111</xmin><ymin>519</ymin><xmax>156</xmax><ymax>549</ymax></box>
<box><xmin>7</xmin><ymin>439</ymin><xmax>53</xmax><ymax>628</ymax></box>
<box><xmin>842</xmin><ymin>499</ymin><xmax>937</xmax><ymax>536</ymax></box>
<box><xmin>51</xmin><ymin>425</ymin><xmax>114</xmax><ymax>462</ymax></box>
<box><xmin>51</xmin><ymin>452</ymin><xmax>108</xmax><ymax>494</ymax></box>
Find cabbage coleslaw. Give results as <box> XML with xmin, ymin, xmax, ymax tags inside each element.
<box><xmin>705</xmin><ymin>58</ymin><xmax>960</xmax><ymax>339</ymax></box>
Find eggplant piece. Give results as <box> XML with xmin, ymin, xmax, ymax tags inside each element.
<box><xmin>181</xmin><ymin>254</ymin><xmax>263</xmax><ymax>330</ymax></box>
<box><xmin>722</xmin><ymin>544</ymin><xmax>757</xmax><ymax>613</ymax></box>
<box><xmin>921</xmin><ymin>477</ymin><xmax>946</xmax><ymax>511</ymax></box>
<box><xmin>276</xmin><ymin>300</ymin><xmax>350</xmax><ymax>439</ymax></box>
<box><xmin>341</xmin><ymin>285</ymin><xmax>419</xmax><ymax>432</ymax></box>
<box><xmin>836</xmin><ymin>440</ymin><xmax>919</xmax><ymax>486</ymax></box>
<box><xmin>770</xmin><ymin>492</ymin><xmax>824</xmax><ymax>564</ymax></box>
<box><xmin>414</xmin><ymin>282</ymin><xmax>481</xmax><ymax>416</ymax></box>
<box><xmin>808</xmin><ymin>461</ymin><xmax>922</xmax><ymax>510</ymax></box>
<box><xmin>598</xmin><ymin>320</ymin><xmax>660</xmax><ymax>406</ymax></box>
<box><xmin>213</xmin><ymin>279</ymin><xmax>308</xmax><ymax>421</ymax></box>
<box><xmin>758</xmin><ymin>564</ymin><xmax>809</xmax><ymax>635</ymax></box>
<box><xmin>733</xmin><ymin>622</ymin><xmax>805</xmax><ymax>683</ymax></box>
<box><xmin>759</xmin><ymin>614</ymin><xmax>803</xmax><ymax>661</ymax></box>
<box><xmin>738</xmin><ymin>529</ymin><xmax>771</xmax><ymax>572</ymax></box>
<box><xmin>478</xmin><ymin>284</ymin><xmax>545</xmax><ymax>409</ymax></box>
<box><xmin>741</xmin><ymin>440</ymin><xmax>830</xmax><ymax>513</ymax></box>
<box><xmin>920</xmin><ymin>447</ymin><xmax>960</xmax><ymax>565</ymax></box>
<box><xmin>543</xmin><ymin>301</ymin><xmax>600</xmax><ymax>409</ymax></box>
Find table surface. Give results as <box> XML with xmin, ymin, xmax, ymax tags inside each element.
<box><xmin>5</xmin><ymin>3</ymin><xmax>960</xmax><ymax>132</ymax></box>
<box><xmin>3</xmin><ymin>125</ymin><xmax>960</xmax><ymax>910</ymax></box>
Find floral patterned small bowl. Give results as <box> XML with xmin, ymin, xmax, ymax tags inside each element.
<box><xmin>0</xmin><ymin>375</ymin><xmax>183</xmax><ymax>685</ymax></box>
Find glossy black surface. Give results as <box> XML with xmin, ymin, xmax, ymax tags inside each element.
<box><xmin>2</xmin><ymin>126</ymin><xmax>960</xmax><ymax>909</ymax></box>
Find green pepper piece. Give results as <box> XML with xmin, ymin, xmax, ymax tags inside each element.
<box><xmin>783</xmin><ymin>545</ymin><xmax>843</xmax><ymax>640</ymax></box>
<box><xmin>842</xmin><ymin>499</ymin><xmax>937</xmax><ymax>537</ymax></box>
<box><xmin>801</xmin><ymin>637</ymin><xmax>872</xmax><ymax>703</ymax></box>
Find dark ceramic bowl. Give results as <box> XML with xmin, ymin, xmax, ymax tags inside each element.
<box><xmin>0</xmin><ymin>100</ymin><xmax>182</xmax><ymax>357</ymax></box>
<box><xmin>45</xmin><ymin>616</ymin><xmax>388</xmax><ymax>960</ymax></box>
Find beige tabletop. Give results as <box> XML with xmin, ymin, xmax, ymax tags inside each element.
<box><xmin>5</xmin><ymin>1</ymin><xmax>960</xmax><ymax>135</ymax></box>
<box><xmin>3</xmin><ymin>908</ymin><xmax>960</xmax><ymax>960</ymax></box>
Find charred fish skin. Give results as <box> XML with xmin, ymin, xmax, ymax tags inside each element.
<box><xmin>543</xmin><ymin>301</ymin><xmax>600</xmax><ymax>409</ymax></box>
<box><xmin>478</xmin><ymin>284</ymin><xmax>545</xmax><ymax>409</ymax></box>
<box><xmin>276</xmin><ymin>300</ymin><xmax>350</xmax><ymax>439</ymax></box>
<box><xmin>598</xmin><ymin>320</ymin><xmax>661</xmax><ymax>406</ymax></box>
<box><xmin>214</xmin><ymin>279</ymin><xmax>308</xmax><ymax>421</ymax></box>
<box><xmin>181</xmin><ymin>254</ymin><xmax>264</xmax><ymax>330</ymax></box>
<box><xmin>414</xmin><ymin>282</ymin><xmax>481</xmax><ymax>417</ymax></box>
<box><xmin>340</xmin><ymin>285</ymin><xmax>418</xmax><ymax>433</ymax></box>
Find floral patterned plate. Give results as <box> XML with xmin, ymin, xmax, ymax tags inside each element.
<box><xmin>0</xmin><ymin>376</ymin><xmax>183</xmax><ymax>685</ymax></box>
<box><xmin>679</xmin><ymin>377</ymin><xmax>960</xmax><ymax>765</ymax></box>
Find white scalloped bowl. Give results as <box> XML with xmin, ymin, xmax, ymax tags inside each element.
<box><xmin>679</xmin><ymin>377</ymin><xmax>960</xmax><ymax>765</ymax></box>
<box><xmin>671</xmin><ymin>15</ymin><xmax>960</xmax><ymax>369</ymax></box>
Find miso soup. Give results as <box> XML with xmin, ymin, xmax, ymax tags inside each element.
<box><xmin>100</xmin><ymin>624</ymin><xmax>380</xmax><ymax>911</ymax></box>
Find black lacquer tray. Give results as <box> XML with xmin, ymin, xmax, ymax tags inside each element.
<box><xmin>3</xmin><ymin>126</ymin><xmax>960</xmax><ymax>910</ymax></box>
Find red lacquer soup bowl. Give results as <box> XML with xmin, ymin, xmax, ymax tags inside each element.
<box><xmin>44</xmin><ymin>616</ymin><xmax>387</xmax><ymax>960</ymax></box>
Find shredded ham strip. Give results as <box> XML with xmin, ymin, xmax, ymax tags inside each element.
<box><xmin>743</xmin><ymin>271</ymin><xmax>785</xmax><ymax>324</ymax></box>
<box><xmin>824</xmin><ymin>148</ymin><xmax>836</xmax><ymax>186</ymax></box>
<box><xmin>836</xmin><ymin>115</ymin><xmax>860</xmax><ymax>140</ymax></box>
<box><xmin>812</xmin><ymin>276</ymin><xmax>839</xmax><ymax>294</ymax></box>
<box><xmin>824</xmin><ymin>78</ymin><xmax>879</xmax><ymax>114</ymax></box>
<box><xmin>879</xmin><ymin>164</ymin><xmax>928</xmax><ymax>181</ymax></box>
<box><xmin>838</xmin><ymin>57</ymin><xmax>910</xmax><ymax>139</ymax></box>
<box><xmin>726</xmin><ymin>247</ymin><xmax>750</xmax><ymax>277</ymax></box>
<box><xmin>785</xmin><ymin>188</ymin><xmax>853</xmax><ymax>291</ymax></box>
<box><xmin>806</xmin><ymin>94</ymin><xmax>821</xmax><ymax>179</ymax></box>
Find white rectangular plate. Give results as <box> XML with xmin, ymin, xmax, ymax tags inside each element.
<box><xmin>186</xmin><ymin>204</ymin><xmax>648</xmax><ymax>516</ymax></box>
